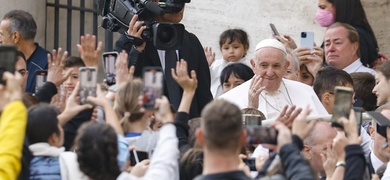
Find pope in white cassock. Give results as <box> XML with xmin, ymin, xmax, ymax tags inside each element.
<box><xmin>219</xmin><ymin>39</ymin><xmax>328</xmax><ymax>119</ymax></box>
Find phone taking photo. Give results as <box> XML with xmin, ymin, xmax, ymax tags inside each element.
<box><xmin>353</xmin><ymin>107</ymin><xmax>363</xmax><ymax>136</ymax></box>
<box><xmin>129</xmin><ymin>150</ymin><xmax>149</xmax><ymax>166</ymax></box>
<box><xmin>35</xmin><ymin>70</ymin><xmax>47</xmax><ymax>93</ymax></box>
<box><xmin>0</xmin><ymin>45</ymin><xmax>17</xmax><ymax>85</ymax></box>
<box><xmin>331</xmin><ymin>86</ymin><xmax>354</xmax><ymax>129</ymax></box>
<box><xmin>300</xmin><ymin>31</ymin><xmax>314</xmax><ymax>51</ymax></box>
<box><xmin>270</xmin><ymin>23</ymin><xmax>280</xmax><ymax>37</ymax></box>
<box><xmin>79</xmin><ymin>67</ymin><xmax>97</xmax><ymax>105</ymax></box>
<box><xmin>142</xmin><ymin>67</ymin><xmax>163</xmax><ymax>110</ymax></box>
<box><xmin>102</xmin><ymin>52</ymin><xmax>118</xmax><ymax>86</ymax></box>
<box><xmin>246</xmin><ymin>126</ymin><xmax>278</xmax><ymax>145</ymax></box>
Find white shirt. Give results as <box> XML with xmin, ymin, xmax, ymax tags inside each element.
<box><xmin>157</xmin><ymin>50</ymin><xmax>180</xmax><ymax>71</ymax></box>
<box><xmin>371</xmin><ymin>151</ymin><xmax>385</xmax><ymax>172</ymax></box>
<box><xmin>117</xmin><ymin>124</ymin><xmax>179</xmax><ymax>180</ymax></box>
<box><xmin>218</xmin><ymin>78</ymin><xmax>328</xmax><ymax>119</ymax></box>
<box><xmin>210</xmin><ymin>57</ymin><xmax>252</xmax><ymax>98</ymax></box>
<box><xmin>343</xmin><ymin>58</ymin><xmax>376</xmax><ymax>75</ymax></box>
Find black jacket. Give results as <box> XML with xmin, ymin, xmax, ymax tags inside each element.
<box><xmin>345</xmin><ymin>145</ymin><xmax>368</xmax><ymax>180</ymax></box>
<box><xmin>279</xmin><ymin>143</ymin><xmax>316</xmax><ymax>180</ymax></box>
<box><xmin>115</xmin><ymin>31</ymin><xmax>213</xmax><ymax>118</ymax></box>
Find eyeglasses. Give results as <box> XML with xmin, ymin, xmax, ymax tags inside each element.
<box><xmin>17</xmin><ymin>69</ymin><xmax>27</xmax><ymax>76</ymax></box>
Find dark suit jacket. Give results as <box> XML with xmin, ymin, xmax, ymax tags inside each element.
<box><xmin>115</xmin><ymin>31</ymin><xmax>212</xmax><ymax>118</ymax></box>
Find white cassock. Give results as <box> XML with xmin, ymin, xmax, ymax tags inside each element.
<box><xmin>218</xmin><ymin>78</ymin><xmax>329</xmax><ymax>119</ymax></box>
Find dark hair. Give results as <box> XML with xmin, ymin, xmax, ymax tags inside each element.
<box><xmin>333</xmin><ymin>0</ymin><xmax>378</xmax><ymax>51</ymax></box>
<box><xmin>220</xmin><ymin>63</ymin><xmax>254</xmax><ymax>85</ymax></box>
<box><xmin>201</xmin><ymin>100</ymin><xmax>243</xmax><ymax>152</ymax></box>
<box><xmin>313</xmin><ymin>66</ymin><xmax>354</xmax><ymax>100</ymax></box>
<box><xmin>22</xmin><ymin>93</ymin><xmax>38</xmax><ymax>108</ymax></box>
<box><xmin>375</xmin><ymin>61</ymin><xmax>390</xmax><ymax>80</ymax></box>
<box><xmin>76</xmin><ymin>122</ymin><xmax>120</xmax><ymax>180</ymax></box>
<box><xmin>219</xmin><ymin>29</ymin><xmax>249</xmax><ymax>51</ymax></box>
<box><xmin>3</xmin><ymin>10</ymin><xmax>37</xmax><ymax>40</ymax></box>
<box><xmin>27</xmin><ymin>103</ymin><xmax>60</xmax><ymax>144</ymax></box>
<box><xmin>16</xmin><ymin>50</ymin><xmax>26</xmax><ymax>62</ymax></box>
<box><xmin>350</xmin><ymin>72</ymin><xmax>377</xmax><ymax>111</ymax></box>
<box><xmin>63</xmin><ymin>56</ymin><xmax>86</xmax><ymax>68</ymax></box>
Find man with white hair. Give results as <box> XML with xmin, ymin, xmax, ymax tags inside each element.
<box><xmin>219</xmin><ymin>39</ymin><xmax>327</xmax><ymax>119</ymax></box>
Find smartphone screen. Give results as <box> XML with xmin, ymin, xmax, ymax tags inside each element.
<box><xmin>243</xmin><ymin>158</ymin><xmax>257</xmax><ymax>171</ymax></box>
<box><xmin>300</xmin><ymin>31</ymin><xmax>314</xmax><ymax>51</ymax></box>
<box><xmin>0</xmin><ymin>45</ymin><xmax>17</xmax><ymax>84</ymax></box>
<box><xmin>242</xmin><ymin>114</ymin><xmax>263</xmax><ymax>126</ymax></box>
<box><xmin>35</xmin><ymin>70</ymin><xmax>48</xmax><ymax>93</ymax></box>
<box><xmin>353</xmin><ymin>107</ymin><xmax>363</xmax><ymax>136</ymax></box>
<box><xmin>102</xmin><ymin>52</ymin><xmax>118</xmax><ymax>86</ymax></box>
<box><xmin>331</xmin><ymin>86</ymin><xmax>354</xmax><ymax>128</ymax></box>
<box><xmin>79</xmin><ymin>67</ymin><xmax>97</xmax><ymax>105</ymax></box>
<box><xmin>142</xmin><ymin>67</ymin><xmax>163</xmax><ymax>109</ymax></box>
<box><xmin>129</xmin><ymin>150</ymin><xmax>149</xmax><ymax>166</ymax></box>
<box><xmin>246</xmin><ymin>126</ymin><xmax>278</xmax><ymax>145</ymax></box>
<box><xmin>270</xmin><ymin>23</ymin><xmax>280</xmax><ymax>36</ymax></box>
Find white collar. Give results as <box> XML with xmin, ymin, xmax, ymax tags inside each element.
<box><xmin>343</xmin><ymin>58</ymin><xmax>363</xmax><ymax>73</ymax></box>
<box><xmin>29</xmin><ymin>142</ymin><xmax>65</xmax><ymax>157</ymax></box>
<box><xmin>370</xmin><ymin>151</ymin><xmax>385</xmax><ymax>172</ymax></box>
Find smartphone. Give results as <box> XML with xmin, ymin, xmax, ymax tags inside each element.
<box><xmin>243</xmin><ymin>158</ymin><xmax>257</xmax><ymax>171</ymax></box>
<box><xmin>0</xmin><ymin>45</ymin><xmax>17</xmax><ymax>84</ymax></box>
<box><xmin>129</xmin><ymin>150</ymin><xmax>149</xmax><ymax>166</ymax></box>
<box><xmin>246</xmin><ymin>126</ymin><xmax>278</xmax><ymax>145</ymax></box>
<box><xmin>102</xmin><ymin>52</ymin><xmax>118</xmax><ymax>86</ymax></box>
<box><xmin>79</xmin><ymin>67</ymin><xmax>97</xmax><ymax>105</ymax></box>
<box><xmin>242</xmin><ymin>114</ymin><xmax>263</xmax><ymax>126</ymax></box>
<box><xmin>270</xmin><ymin>23</ymin><xmax>280</xmax><ymax>37</ymax></box>
<box><xmin>142</xmin><ymin>67</ymin><xmax>163</xmax><ymax>109</ymax></box>
<box><xmin>331</xmin><ymin>86</ymin><xmax>354</xmax><ymax>128</ymax></box>
<box><xmin>300</xmin><ymin>31</ymin><xmax>314</xmax><ymax>51</ymax></box>
<box><xmin>353</xmin><ymin>107</ymin><xmax>363</xmax><ymax>136</ymax></box>
<box><xmin>35</xmin><ymin>70</ymin><xmax>48</xmax><ymax>93</ymax></box>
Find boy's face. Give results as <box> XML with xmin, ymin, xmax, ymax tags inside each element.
<box><xmin>63</xmin><ymin>66</ymin><xmax>80</xmax><ymax>95</ymax></box>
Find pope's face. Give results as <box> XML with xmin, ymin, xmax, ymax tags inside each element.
<box><xmin>252</xmin><ymin>47</ymin><xmax>289</xmax><ymax>92</ymax></box>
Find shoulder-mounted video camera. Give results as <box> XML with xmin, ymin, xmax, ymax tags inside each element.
<box><xmin>96</xmin><ymin>0</ymin><xmax>190</xmax><ymax>50</ymax></box>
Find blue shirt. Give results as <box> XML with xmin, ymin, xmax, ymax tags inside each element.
<box><xmin>26</xmin><ymin>43</ymin><xmax>50</xmax><ymax>93</ymax></box>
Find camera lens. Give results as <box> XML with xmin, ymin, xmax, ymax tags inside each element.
<box><xmin>157</xmin><ymin>26</ymin><xmax>176</xmax><ymax>43</ymax></box>
<box><xmin>301</xmin><ymin>32</ymin><xmax>307</xmax><ymax>38</ymax></box>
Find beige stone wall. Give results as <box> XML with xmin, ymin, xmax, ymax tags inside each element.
<box><xmin>181</xmin><ymin>0</ymin><xmax>390</xmax><ymax>59</ymax></box>
<box><xmin>2</xmin><ymin>0</ymin><xmax>388</xmax><ymax>58</ymax></box>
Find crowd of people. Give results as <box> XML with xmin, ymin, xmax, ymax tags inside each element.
<box><xmin>1</xmin><ymin>0</ymin><xmax>390</xmax><ymax>179</ymax></box>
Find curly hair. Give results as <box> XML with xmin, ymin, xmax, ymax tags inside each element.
<box><xmin>75</xmin><ymin>122</ymin><xmax>120</xmax><ymax>180</ymax></box>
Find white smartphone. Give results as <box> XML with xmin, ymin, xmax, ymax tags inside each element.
<box><xmin>300</xmin><ymin>31</ymin><xmax>314</xmax><ymax>51</ymax></box>
<box><xmin>79</xmin><ymin>67</ymin><xmax>97</xmax><ymax>105</ymax></box>
<box><xmin>102</xmin><ymin>52</ymin><xmax>118</xmax><ymax>86</ymax></box>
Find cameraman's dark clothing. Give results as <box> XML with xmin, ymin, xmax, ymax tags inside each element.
<box><xmin>194</xmin><ymin>171</ymin><xmax>251</xmax><ymax>180</ymax></box>
<box><xmin>115</xmin><ymin>31</ymin><xmax>213</xmax><ymax>118</ymax></box>
<box><xmin>63</xmin><ymin>109</ymin><xmax>93</xmax><ymax>150</ymax></box>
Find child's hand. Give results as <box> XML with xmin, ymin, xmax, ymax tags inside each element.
<box><xmin>204</xmin><ymin>47</ymin><xmax>215</xmax><ymax>66</ymax></box>
<box><xmin>171</xmin><ymin>59</ymin><xmax>197</xmax><ymax>94</ymax></box>
<box><xmin>47</xmin><ymin>48</ymin><xmax>72</xmax><ymax>86</ymax></box>
<box><xmin>77</xmin><ymin>34</ymin><xmax>103</xmax><ymax>68</ymax></box>
<box><xmin>154</xmin><ymin>96</ymin><xmax>173</xmax><ymax>124</ymax></box>
<box><xmin>115</xmin><ymin>50</ymin><xmax>135</xmax><ymax>86</ymax></box>
<box><xmin>87</xmin><ymin>84</ymin><xmax>110</xmax><ymax>108</ymax></box>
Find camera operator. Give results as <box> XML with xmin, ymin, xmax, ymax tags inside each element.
<box><xmin>114</xmin><ymin>1</ymin><xmax>212</xmax><ymax>119</ymax></box>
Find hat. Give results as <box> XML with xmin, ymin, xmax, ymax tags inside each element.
<box><xmin>255</xmin><ymin>39</ymin><xmax>287</xmax><ymax>54</ymax></box>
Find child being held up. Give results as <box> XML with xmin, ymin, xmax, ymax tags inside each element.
<box><xmin>209</xmin><ymin>29</ymin><xmax>251</xmax><ymax>98</ymax></box>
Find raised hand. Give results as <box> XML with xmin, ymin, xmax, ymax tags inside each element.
<box><xmin>204</xmin><ymin>47</ymin><xmax>215</xmax><ymax>66</ymax></box>
<box><xmin>292</xmin><ymin>105</ymin><xmax>316</xmax><ymax>139</ymax></box>
<box><xmin>47</xmin><ymin>48</ymin><xmax>72</xmax><ymax>86</ymax></box>
<box><xmin>77</xmin><ymin>34</ymin><xmax>103</xmax><ymax>67</ymax></box>
<box><xmin>115</xmin><ymin>50</ymin><xmax>135</xmax><ymax>86</ymax></box>
<box><xmin>275</xmin><ymin>105</ymin><xmax>302</xmax><ymax>129</ymax></box>
<box><xmin>248</xmin><ymin>74</ymin><xmax>265</xmax><ymax>109</ymax></box>
<box><xmin>0</xmin><ymin>72</ymin><xmax>23</xmax><ymax>110</ymax></box>
<box><xmin>171</xmin><ymin>59</ymin><xmax>197</xmax><ymax>93</ymax></box>
<box><xmin>274</xmin><ymin>35</ymin><xmax>297</xmax><ymax>49</ymax></box>
<box><xmin>154</xmin><ymin>96</ymin><xmax>173</xmax><ymax>124</ymax></box>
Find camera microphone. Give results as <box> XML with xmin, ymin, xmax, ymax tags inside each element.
<box><xmin>139</xmin><ymin>0</ymin><xmax>165</xmax><ymax>16</ymax></box>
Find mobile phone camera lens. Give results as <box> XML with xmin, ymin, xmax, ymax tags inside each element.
<box><xmin>301</xmin><ymin>32</ymin><xmax>307</xmax><ymax>38</ymax></box>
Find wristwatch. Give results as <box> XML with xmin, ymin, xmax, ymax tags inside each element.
<box><xmin>336</xmin><ymin>161</ymin><xmax>346</xmax><ymax>168</ymax></box>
